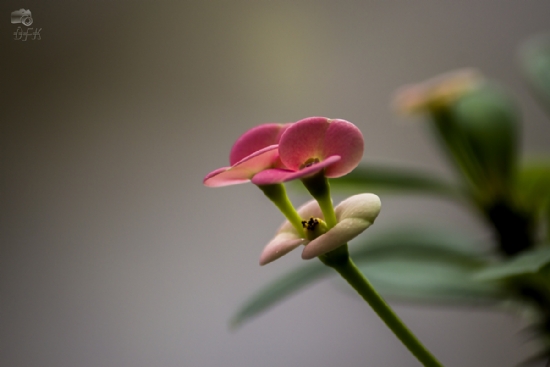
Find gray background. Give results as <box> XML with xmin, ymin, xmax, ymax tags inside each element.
<box><xmin>2</xmin><ymin>1</ymin><xmax>550</xmax><ymax>366</ymax></box>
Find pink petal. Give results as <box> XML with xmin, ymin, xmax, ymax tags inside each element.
<box><xmin>278</xmin><ymin>117</ymin><xmax>330</xmax><ymax>170</ymax></box>
<box><xmin>301</xmin><ymin>217</ymin><xmax>372</xmax><ymax>259</ymax></box>
<box><xmin>259</xmin><ymin>234</ymin><xmax>307</xmax><ymax>265</ymax></box>
<box><xmin>229</xmin><ymin>123</ymin><xmax>290</xmax><ymax>165</ymax></box>
<box><xmin>203</xmin><ymin>166</ymin><xmax>250</xmax><ymax>187</ymax></box>
<box><xmin>203</xmin><ymin>145</ymin><xmax>279</xmax><ymax>187</ymax></box>
<box><xmin>278</xmin><ymin>117</ymin><xmax>364</xmax><ymax>178</ymax></box>
<box><xmin>251</xmin><ymin>156</ymin><xmax>341</xmax><ymax>185</ymax></box>
<box><xmin>322</xmin><ymin>119</ymin><xmax>364</xmax><ymax>178</ymax></box>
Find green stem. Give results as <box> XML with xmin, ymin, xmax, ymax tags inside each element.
<box><xmin>320</xmin><ymin>248</ymin><xmax>444</xmax><ymax>367</ymax></box>
<box><xmin>258</xmin><ymin>184</ymin><xmax>305</xmax><ymax>237</ymax></box>
<box><xmin>301</xmin><ymin>171</ymin><xmax>338</xmax><ymax>228</ymax></box>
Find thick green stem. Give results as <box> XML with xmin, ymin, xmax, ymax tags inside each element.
<box><xmin>320</xmin><ymin>249</ymin><xmax>444</xmax><ymax>367</ymax></box>
<box><xmin>258</xmin><ymin>184</ymin><xmax>305</xmax><ymax>237</ymax></box>
<box><xmin>301</xmin><ymin>171</ymin><xmax>338</xmax><ymax>228</ymax></box>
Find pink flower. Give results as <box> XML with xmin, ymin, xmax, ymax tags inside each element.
<box><xmin>203</xmin><ymin>123</ymin><xmax>290</xmax><ymax>187</ymax></box>
<box><xmin>259</xmin><ymin>193</ymin><xmax>381</xmax><ymax>265</ymax></box>
<box><xmin>251</xmin><ymin>117</ymin><xmax>364</xmax><ymax>185</ymax></box>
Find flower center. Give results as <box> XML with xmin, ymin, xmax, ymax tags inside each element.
<box><xmin>300</xmin><ymin>157</ymin><xmax>320</xmax><ymax>169</ymax></box>
<box><xmin>302</xmin><ymin>217</ymin><xmax>320</xmax><ymax>230</ymax></box>
<box><xmin>301</xmin><ymin>217</ymin><xmax>328</xmax><ymax>241</ymax></box>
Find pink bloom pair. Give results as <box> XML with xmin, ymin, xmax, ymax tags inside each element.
<box><xmin>203</xmin><ymin>117</ymin><xmax>364</xmax><ymax>187</ymax></box>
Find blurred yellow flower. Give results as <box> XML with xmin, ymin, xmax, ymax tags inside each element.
<box><xmin>392</xmin><ymin>68</ymin><xmax>483</xmax><ymax>115</ymax></box>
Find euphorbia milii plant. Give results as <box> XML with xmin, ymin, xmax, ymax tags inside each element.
<box><xmin>203</xmin><ymin>117</ymin><xmax>444</xmax><ymax>367</ymax></box>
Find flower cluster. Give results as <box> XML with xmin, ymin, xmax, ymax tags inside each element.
<box><xmin>204</xmin><ymin>116</ymin><xmax>381</xmax><ymax>264</ymax></box>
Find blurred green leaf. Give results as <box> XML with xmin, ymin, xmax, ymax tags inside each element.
<box><xmin>516</xmin><ymin>160</ymin><xmax>550</xmax><ymax>212</ymax></box>
<box><xmin>232</xmin><ymin>226</ymin><xmax>505</xmax><ymax>328</ymax></box>
<box><xmin>329</xmin><ymin>165</ymin><xmax>463</xmax><ymax>198</ymax></box>
<box><xmin>351</xmin><ymin>226</ymin><xmax>504</xmax><ymax>303</ymax></box>
<box><xmin>352</xmin><ymin>225</ymin><xmax>484</xmax><ymax>258</ymax></box>
<box><xmin>474</xmin><ymin>246</ymin><xmax>550</xmax><ymax>281</ymax></box>
<box><xmin>520</xmin><ymin>34</ymin><xmax>550</xmax><ymax>113</ymax></box>
<box><xmin>230</xmin><ymin>262</ymin><xmax>331</xmax><ymax>328</ymax></box>
<box><xmin>357</xmin><ymin>260</ymin><xmax>502</xmax><ymax>304</ymax></box>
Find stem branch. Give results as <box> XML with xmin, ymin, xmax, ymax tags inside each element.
<box><xmin>320</xmin><ymin>250</ymin><xmax>444</xmax><ymax>367</ymax></box>
<box><xmin>258</xmin><ymin>184</ymin><xmax>305</xmax><ymax>237</ymax></box>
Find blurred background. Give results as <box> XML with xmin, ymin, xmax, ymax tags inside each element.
<box><xmin>2</xmin><ymin>1</ymin><xmax>550</xmax><ymax>366</ymax></box>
